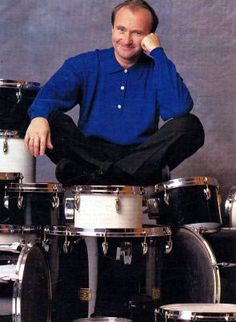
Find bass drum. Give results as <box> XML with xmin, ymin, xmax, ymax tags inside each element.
<box><xmin>47</xmin><ymin>225</ymin><xmax>171</xmax><ymax>322</ymax></box>
<box><xmin>161</xmin><ymin>227</ymin><xmax>236</xmax><ymax>305</ymax></box>
<box><xmin>0</xmin><ymin>242</ymin><xmax>51</xmax><ymax>322</ymax></box>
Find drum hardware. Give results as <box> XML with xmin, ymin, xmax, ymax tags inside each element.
<box><xmin>1</xmin><ymin>130</ymin><xmax>19</xmax><ymax>153</ymax></box>
<box><xmin>63</xmin><ymin>229</ymin><xmax>71</xmax><ymax>254</ymax></box>
<box><xmin>142</xmin><ymin>234</ymin><xmax>148</xmax><ymax>255</ymax></box>
<box><xmin>42</xmin><ymin>227</ymin><xmax>51</xmax><ymax>252</ymax></box>
<box><xmin>102</xmin><ymin>234</ymin><xmax>109</xmax><ymax>255</ymax></box>
<box><xmin>52</xmin><ymin>184</ymin><xmax>60</xmax><ymax>209</ymax></box>
<box><xmin>203</xmin><ymin>176</ymin><xmax>212</xmax><ymax>200</ymax></box>
<box><xmin>116</xmin><ymin>241</ymin><xmax>133</xmax><ymax>264</ymax></box>
<box><xmin>225</xmin><ymin>186</ymin><xmax>236</xmax><ymax>227</ymax></box>
<box><xmin>164</xmin><ymin>234</ymin><xmax>173</xmax><ymax>254</ymax></box>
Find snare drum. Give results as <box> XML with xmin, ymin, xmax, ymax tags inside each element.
<box><xmin>0</xmin><ymin>79</ymin><xmax>40</xmax><ymax>134</ymax></box>
<box><xmin>72</xmin><ymin>185</ymin><xmax>143</xmax><ymax>229</ymax></box>
<box><xmin>157</xmin><ymin>303</ymin><xmax>236</xmax><ymax>322</ymax></box>
<box><xmin>4</xmin><ymin>182</ymin><xmax>65</xmax><ymax>227</ymax></box>
<box><xmin>162</xmin><ymin>227</ymin><xmax>236</xmax><ymax>305</ymax></box>
<box><xmin>225</xmin><ymin>186</ymin><xmax>236</xmax><ymax>227</ymax></box>
<box><xmin>0</xmin><ymin>130</ymin><xmax>35</xmax><ymax>182</ymax></box>
<box><xmin>0</xmin><ymin>242</ymin><xmax>51</xmax><ymax>322</ymax></box>
<box><xmin>147</xmin><ymin>177</ymin><xmax>222</xmax><ymax>228</ymax></box>
<box><xmin>47</xmin><ymin>225</ymin><xmax>171</xmax><ymax>322</ymax></box>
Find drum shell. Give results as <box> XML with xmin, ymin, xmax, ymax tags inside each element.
<box><xmin>0</xmin><ymin>243</ymin><xmax>51</xmax><ymax>321</ymax></box>
<box><xmin>0</xmin><ymin>80</ymin><xmax>40</xmax><ymax>135</ymax></box>
<box><xmin>73</xmin><ymin>186</ymin><xmax>143</xmax><ymax>229</ymax></box>
<box><xmin>149</xmin><ymin>177</ymin><xmax>221</xmax><ymax>226</ymax></box>
<box><xmin>0</xmin><ymin>135</ymin><xmax>35</xmax><ymax>182</ymax></box>
<box><xmin>3</xmin><ymin>183</ymin><xmax>65</xmax><ymax>227</ymax></box>
<box><xmin>47</xmin><ymin>226</ymin><xmax>170</xmax><ymax>322</ymax></box>
<box><xmin>0</xmin><ymin>173</ymin><xmax>21</xmax><ymax>221</ymax></box>
<box><xmin>161</xmin><ymin>227</ymin><xmax>236</xmax><ymax>305</ymax></box>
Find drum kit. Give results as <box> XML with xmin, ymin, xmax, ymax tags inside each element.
<box><xmin>0</xmin><ymin>79</ymin><xmax>236</xmax><ymax>322</ymax></box>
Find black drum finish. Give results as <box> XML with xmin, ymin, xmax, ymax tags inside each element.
<box><xmin>148</xmin><ymin>177</ymin><xmax>222</xmax><ymax>226</ymax></box>
<box><xmin>0</xmin><ymin>80</ymin><xmax>40</xmax><ymax>136</ymax></box>
<box><xmin>46</xmin><ymin>226</ymin><xmax>171</xmax><ymax>322</ymax></box>
<box><xmin>47</xmin><ymin>235</ymin><xmax>89</xmax><ymax>322</ymax></box>
<box><xmin>161</xmin><ymin>227</ymin><xmax>236</xmax><ymax>306</ymax></box>
<box><xmin>0</xmin><ymin>173</ymin><xmax>21</xmax><ymax>223</ymax></box>
<box><xmin>2</xmin><ymin>183</ymin><xmax>65</xmax><ymax>227</ymax></box>
<box><xmin>0</xmin><ymin>243</ymin><xmax>51</xmax><ymax>322</ymax></box>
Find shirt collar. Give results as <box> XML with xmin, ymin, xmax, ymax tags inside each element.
<box><xmin>102</xmin><ymin>47</ymin><xmax>152</xmax><ymax>77</ymax></box>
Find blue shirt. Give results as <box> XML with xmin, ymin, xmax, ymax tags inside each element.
<box><xmin>28</xmin><ymin>47</ymin><xmax>193</xmax><ymax>145</ymax></box>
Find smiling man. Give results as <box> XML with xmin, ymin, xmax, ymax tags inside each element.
<box><xmin>24</xmin><ymin>0</ymin><xmax>204</xmax><ymax>186</ymax></box>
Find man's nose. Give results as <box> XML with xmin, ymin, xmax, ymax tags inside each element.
<box><xmin>123</xmin><ymin>32</ymin><xmax>133</xmax><ymax>44</ymax></box>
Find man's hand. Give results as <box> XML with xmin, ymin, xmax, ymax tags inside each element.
<box><xmin>141</xmin><ymin>33</ymin><xmax>161</xmax><ymax>55</ymax></box>
<box><xmin>24</xmin><ymin>117</ymin><xmax>53</xmax><ymax>157</ymax></box>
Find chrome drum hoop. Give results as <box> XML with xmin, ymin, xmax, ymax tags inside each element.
<box><xmin>0</xmin><ymin>243</ymin><xmax>51</xmax><ymax>321</ymax></box>
<box><xmin>157</xmin><ymin>303</ymin><xmax>236</xmax><ymax>321</ymax></box>
<box><xmin>47</xmin><ymin>225</ymin><xmax>172</xmax><ymax>238</ymax></box>
<box><xmin>6</xmin><ymin>182</ymin><xmax>64</xmax><ymax>193</ymax></box>
<box><xmin>155</xmin><ymin>176</ymin><xmax>219</xmax><ymax>191</ymax></box>
<box><xmin>73</xmin><ymin>185</ymin><xmax>142</xmax><ymax>195</ymax></box>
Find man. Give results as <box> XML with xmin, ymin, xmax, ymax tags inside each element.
<box><xmin>24</xmin><ymin>0</ymin><xmax>204</xmax><ymax>186</ymax></box>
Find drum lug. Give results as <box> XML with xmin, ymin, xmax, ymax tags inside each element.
<box><xmin>4</xmin><ymin>191</ymin><xmax>9</xmax><ymax>209</ymax></box>
<box><xmin>3</xmin><ymin>137</ymin><xmax>8</xmax><ymax>153</ymax></box>
<box><xmin>142</xmin><ymin>234</ymin><xmax>149</xmax><ymax>255</ymax></box>
<box><xmin>115</xmin><ymin>187</ymin><xmax>121</xmax><ymax>212</ymax></box>
<box><xmin>204</xmin><ymin>177</ymin><xmax>212</xmax><ymax>200</ymax></box>
<box><xmin>63</xmin><ymin>230</ymin><xmax>71</xmax><ymax>254</ymax></box>
<box><xmin>17</xmin><ymin>194</ymin><xmax>24</xmax><ymax>209</ymax></box>
<box><xmin>42</xmin><ymin>227</ymin><xmax>51</xmax><ymax>252</ymax></box>
<box><xmin>165</xmin><ymin>236</ymin><xmax>173</xmax><ymax>254</ymax></box>
<box><xmin>74</xmin><ymin>195</ymin><xmax>80</xmax><ymax>211</ymax></box>
<box><xmin>163</xmin><ymin>184</ymin><xmax>170</xmax><ymax>205</ymax></box>
<box><xmin>115</xmin><ymin>196</ymin><xmax>121</xmax><ymax>212</ymax></box>
<box><xmin>52</xmin><ymin>195</ymin><xmax>60</xmax><ymax>209</ymax></box>
<box><xmin>102</xmin><ymin>236</ymin><xmax>109</xmax><ymax>255</ymax></box>
<box><xmin>16</xmin><ymin>85</ymin><xmax>22</xmax><ymax>103</ymax></box>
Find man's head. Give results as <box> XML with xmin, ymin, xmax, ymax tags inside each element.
<box><xmin>111</xmin><ymin>0</ymin><xmax>159</xmax><ymax>67</ymax></box>
<box><xmin>111</xmin><ymin>0</ymin><xmax>159</xmax><ymax>33</ymax></box>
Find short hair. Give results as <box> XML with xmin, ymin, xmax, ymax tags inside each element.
<box><xmin>111</xmin><ymin>0</ymin><xmax>159</xmax><ymax>33</ymax></box>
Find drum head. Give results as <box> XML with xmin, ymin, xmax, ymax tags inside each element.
<box><xmin>19</xmin><ymin>245</ymin><xmax>51</xmax><ymax>322</ymax></box>
<box><xmin>161</xmin><ymin>227</ymin><xmax>219</xmax><ymax>304</ymax></box>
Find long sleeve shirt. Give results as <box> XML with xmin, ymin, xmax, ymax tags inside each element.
<box><xmin>28</xmin><ymin>47</ymin><xmax>193</xmax><ymax>145</ymax></box>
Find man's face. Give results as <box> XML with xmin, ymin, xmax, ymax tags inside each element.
<box><xmin>112</xmin><ymin>6</ymin><xmax>153</xmax><ymax>67</ymax></box>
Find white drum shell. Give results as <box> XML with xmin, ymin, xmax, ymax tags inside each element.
<box><xmin>74</xmin><ymin>194</ymin><xmax>143</xmax><ymax>229</ymax></box>
<box><xmin>0</xmin><ymin>136</ymin><xmax>35</xmax><ymax>182</ymax></box>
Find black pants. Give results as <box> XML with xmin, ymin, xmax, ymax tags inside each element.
<box><xmin>46</xmin><ymin>112</ymin><xmax>204</xmax><ymax>185</ymax></box>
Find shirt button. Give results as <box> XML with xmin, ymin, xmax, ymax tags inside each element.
<box><xmin>124</xmin><ymin>69</ymin><xmax>128</xmax><ymax>73</ymax></box>
<box><xmin>117</xmin><ymin>104</ymin><xmax>122</xmax><ymax>109</ymax></box>
<box><xmin>120</xmin><ymin>86</ymin><xmax>125</xmax><ymax>91</ymax></box>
